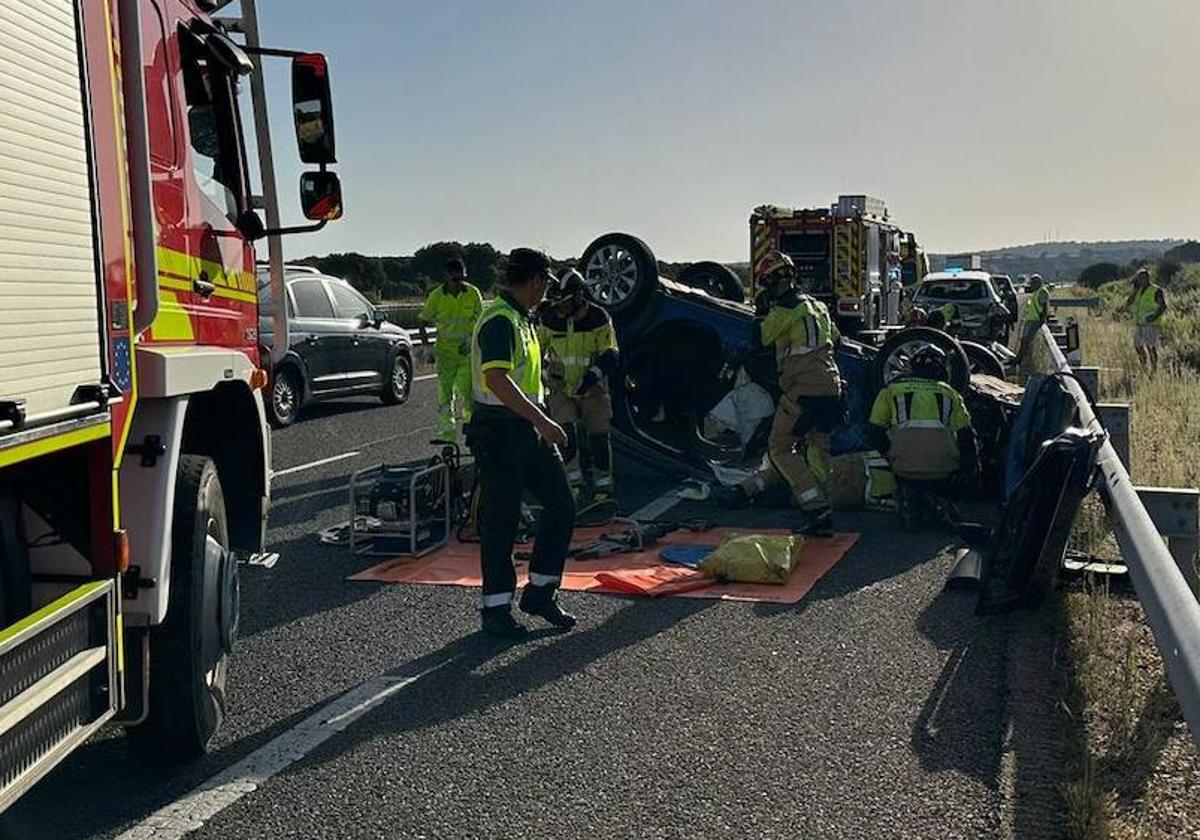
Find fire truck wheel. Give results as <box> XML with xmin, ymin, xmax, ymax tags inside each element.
<box><xmin>579</xmin><ymin>232</ymin><xmax>658</xmax><ymax>319</ymax></box>
<box><xmin>381</xmin><ymin>352</ymin><xmax>412</xmax><ymax>405</ymax></box>
<box><xmin>677</xmin><ymin>261</ymin><xmax>745</xmax><ymax>303</ymax></box>
<box><xmin>268</xmin><ymin>367</ymin><xmax>301</xmax><ymax>427</ymax></box>
<box><xmin>129</xmin><ymin>455</ymin><xmax>237</xmax><ymax>760</ymax></box>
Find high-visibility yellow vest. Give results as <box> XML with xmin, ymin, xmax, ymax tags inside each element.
<box><xmin>471</xmin><ymin>296</ymin><xmax>543</xmax><ymax>406</ymax></box>
<box><xmin>760</xmin><ymin>294</ymin><xmax>838</xmax><ymax>362</ymax></box>
<box><xmin>420</xmin><ymin>283</ymin><xmax>483</xmax><ymax>352</ymax></box>
<box><xmin>1024</xmin><ymin>286</ymin><xmax>1049</xmax><ymax>323</ymax></box>
<box><xmin>869</xmin><ymin>378</ymin><xmax>972</xmax><ymax>479</ymax></box>
<box><xmin>1133</xmin><ymin>283</ymin><xmax>1162</xmax><ymax>326</ymax></box>
<box><xmin>538</xmin><ymin>305</ymin><xmax>617</xmax><ymax>392</ymax></box>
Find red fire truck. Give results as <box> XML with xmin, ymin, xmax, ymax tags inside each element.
<box><xmin>0</xmin><ymin>0</ymin><xmax>342</xmax><ymax>807</ymax></box>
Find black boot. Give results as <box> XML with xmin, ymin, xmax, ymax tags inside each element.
<box><xmin>795</xmin><ymin>507</ymin><xmax>834</xmax><ymax>538</ymax></box>
<box><xmin>480</xmin><ymin>606</ymin><xmax>528</xmax><ymax>638</ymax></box>
<box><xmin>519</xmin><ymin>585</ymin><xmax>577</xmax><ymax>630</ymax></box>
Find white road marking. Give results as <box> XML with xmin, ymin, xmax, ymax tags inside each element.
<box><xmin>414</xmin><ymin>373</ymin><xmax>437</xmax><ymax>382</ymax></box>
<box><xmin>630</xmin><ymin>485</ymin><xmax>684</xmax><ymax>521</ymax></box>
<box><xmin>273</xmin><ymin>451</ymin><xmax>360</xmax><ymax>477</ymax></box>
<box><xmin>116</xmin><ymin>660</ymin><xmax>451</xmax><ymax>840</ymax></box>
<box><xmin>273</xmin><ymin>425</ymin><xmax>439</xmax><ymax>478</ymax></box>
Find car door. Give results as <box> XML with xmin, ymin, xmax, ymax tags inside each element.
<box><xmin>286</xmin><ymin>278</ymin><xmax>342</xmax><ymax>396</ymax></box>
<box><xmin>325</xmin><ymin>281</ymin><xmax>385</xmax><ymax>392</ymax></box>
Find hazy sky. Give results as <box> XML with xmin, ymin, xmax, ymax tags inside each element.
<box><xmin>253</xmin><ymin>0</ymin><xmax>1200</xmax><ymax>261</ymax></box>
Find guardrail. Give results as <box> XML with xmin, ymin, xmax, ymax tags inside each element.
<box><xmin>1040</xmin><ymin>325</ymin><xmax>1200</xmax><ymax>747</ymax></box>
<box><xmin>1050</xmin><ymin>296</ymin><xmax>1101</xmax><ymax>309</ymax></box>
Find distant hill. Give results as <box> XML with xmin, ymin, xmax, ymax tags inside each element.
<box><xmin>930</xmin><ymin>239</ymin><xmax>1183</xmax><ymax>281</ymax></box>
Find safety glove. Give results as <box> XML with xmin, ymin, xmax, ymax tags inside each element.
<box><xmin>575</xmin><ymin>365</ymin><xmax>603</xmax><ymax>395</ymax></box>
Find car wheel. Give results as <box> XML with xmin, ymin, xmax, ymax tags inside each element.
<box><xmin>580</xmin><ymin>232</ymin><xmax>659</xmax><ymax>318</ymax></box>
<box><xmin>268</xmin><ymin>368</ymin><xmax>301</xmax><ymax>428</ymax></box>
<box><xmin>872</xmin><ymin>326</ymin><xmax>970</xmax><ymax>393</ymax></box>
<box><xmin>381</xmin><ymin>352</ymin><xmax>412</xmax><ymax>405</ymax></box>
<box><xmin>129</xmin><ymin>456</ymin><xmax>237</xmax><ymax>759</ymax></box>
<box><xmin>960</xmin><ymin>340</ymin><xmax>1006</xmax><ymax>378</ymax></box>
<box><xmin>677</xmin><ymin>261</ymin><xmax>745</xmax><ymax>303</ymax></box>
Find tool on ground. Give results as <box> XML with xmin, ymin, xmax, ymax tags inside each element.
<box><xmin>568</xmin><ymin>519</ymin><xmax>680</xmax><ymax>560</ymax></box>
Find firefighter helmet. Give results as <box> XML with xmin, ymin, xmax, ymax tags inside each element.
<box><xmin>911</xmin><ymin>344</ymin><xmax>949</xmax><ymax>381</ymax></box>
<box><xmin>548</xmin><ymin>267</ymin><xmax>585</xmax><ymax>307</ymax></box>
<box><xmin>756</xmin><ymin>249</ymin><xmax>795</xmax><ymax>298</ymax></box>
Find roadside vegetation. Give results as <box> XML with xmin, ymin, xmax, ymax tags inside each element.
<box><xmin>1060</xmin><ymin>259</ymin><xmax>1200</xmax><ymax>839</ymax></box>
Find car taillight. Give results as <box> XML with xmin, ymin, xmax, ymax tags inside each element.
<box><xmin>838</xmin><ymin>301</ymin><xmax>861</xmax><ymax>312</ymax></box>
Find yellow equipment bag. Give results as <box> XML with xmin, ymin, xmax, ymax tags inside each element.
<box><xmin>700</xmin><ymin>534</ymin><xmax>802</xmax><ymax>585</ymax></box>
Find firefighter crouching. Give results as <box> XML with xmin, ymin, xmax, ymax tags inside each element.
<box><xmin>866</xmin><ymin>345</ymin><xmax>979</xmax><ymax>529</ymax></box>
<box><xmin>538</xmin><ymin>269</ymin><xmax>620</xmax><ymax>511</ymax></box>
<box><xmin>466</xmin><ymin>248</ymin><xmax>576</xmax><ymax>638</ymax></box>
<box><xmin>722</xmin><ymin>250</ymin><xmax>842</xmax><ymax>537</ymax></box>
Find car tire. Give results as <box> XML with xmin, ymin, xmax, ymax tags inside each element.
<box><xmin>677</xmin><ymin>261</ymin><xmax>745</xmax><ymax>303</ymax></box>
<box><xmin>129</xmin><ymin>455</ymin><xmax>237</xmax><ymax>760</ymax></box>
<box><xmin>381</xmin><ymin>352</ymin><xmax>412</xmax><ymax>405</ymax></box>
<box><xmin>960</xmin><ymin>340</ymin><xmax>1006</xmax><ymax>378</ymax></box>
<box><xmin>268</xmin><ymin>367</ymin><xmax>301</xmax><ymax>428</ymax></box>
<box><xmin>873</xmin><ymin>326</ymin><xmax>970</xmax><ymax>393</ymax></box>
<box><xmin>580</xmin><ymin>232</ymin><xmax>659</xmax><ymax>319</ymax></box>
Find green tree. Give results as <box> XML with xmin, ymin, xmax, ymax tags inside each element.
<box><xmin>1077</xmin><ymin>262</ymin><xmax>1123</xmax><ymax>289</ymax></box>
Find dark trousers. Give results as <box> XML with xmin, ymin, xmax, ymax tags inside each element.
<box><xmin>471</xmin><ymin>417</ymin><xmax>576</xmax><ymax>608</ymax></box>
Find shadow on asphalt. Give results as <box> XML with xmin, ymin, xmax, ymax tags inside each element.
<box><xmin>284</xmin><ymin>597</ymin><xmax>715</xmax><ymax>769</ymax></box>
<box><xmin>911</xmin><ymin>589</ymin><xmax>1010</xmax><ymax>784</ymax></box>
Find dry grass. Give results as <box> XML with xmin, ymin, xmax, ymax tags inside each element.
<box><xmin>1059</xmin><ymin>304</ymin><xmax>1200</xmax><ymax>839</ymax></box>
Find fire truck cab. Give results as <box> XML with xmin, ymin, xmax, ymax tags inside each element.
<box><xmin>750</xmin><ymin>195</ymin><xmax>903</xmax><ymax>334</ymax></box>
<box><xmin>0</xmin><ymin>0</ymin><xmax>342</xmax><ymax>808</ymax></box>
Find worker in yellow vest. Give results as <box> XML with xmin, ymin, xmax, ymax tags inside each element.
<box><xmin>867</xmin><ymin>345</ymin><xmax>979</xmax><ymax>529</ymax></box>
<box><xmin>467</xmin><ymin>249</ymin><xmax>575</xmax><ymax>637</ymax></box>
<box><xmin>1016</xmin><ymin>273</ymin><xmax>1050</xmax><ymax>376</ymax></box>
<box><xmin>419</xmin><ymin>257</ymin><xmax>483</xmax><ymax>443</ymax></box>
<box><xmin>1120</xmin><ymin>268</ymin><xmax>1167</xmax><ymax>374</ymax></box>
<box><xmin>538</xmin><ymin>269</ymin><xmax>620</xmax><ymax>508</ymax></box>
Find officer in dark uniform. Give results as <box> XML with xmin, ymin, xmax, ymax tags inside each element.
<box><xmin>467</xmin><ymin>248</ymin><xmax>577</xmax><ymax>637</ymax></box>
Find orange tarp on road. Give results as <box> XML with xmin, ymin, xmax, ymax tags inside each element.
<box><xmin>348</xmin><ymin>528</ymin><xmax>859</xmax><ymax>605</ymax></box>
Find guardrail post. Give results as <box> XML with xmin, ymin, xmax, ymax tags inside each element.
<box><xmin>1097</xmin><ymin>403</ymin><xmax>1131</xmax><ymax>469</ymax></box>
<box><xmin>1135</xmin><ymin>487</ymin><xmax>1200</xmax><ymax>599</ymax></box>
<box><xmin>1071</xmin><ymin>366</ymin><xmax>1100</xmax><ymax>401</ymax></box>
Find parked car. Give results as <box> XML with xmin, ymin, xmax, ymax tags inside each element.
<box><xmin>258</xmin><ymin>266</ymin><xmax>414</xmax><ymax>427</ymax></box>
<box><xmin>911</xmin><ymin>271</ymin><xmax>1013</xmax><ymax>342</ymax></box>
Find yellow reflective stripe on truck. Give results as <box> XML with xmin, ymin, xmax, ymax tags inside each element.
<box><xmin>0</xmin><ymin>580</ymin><xmax>110</xmax><ymax>646</ymax></box>
<box><xmin>0</xmin><ymin>422</ymin><xmax>111</xmax><ymax>470</ymax></box>
<box><xmin>156</xmin><ymin>246</ymin><xmax>258</xmax><ymax>304</ymax></box>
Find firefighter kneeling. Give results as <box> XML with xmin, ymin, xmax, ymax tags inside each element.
<box><xmin>538</xmin><ymin>269</ymin><xmax>619</xmax><ymax>513</ymax></box>
<box><xmin>866</xmin><ymin>345</ymin><xmax>979</xmax><ymax>529</ymax></box>
<box><xmin>724</xmin><ymin>250</ymin><xmax>842</xmax><ymax>537</ymax></box>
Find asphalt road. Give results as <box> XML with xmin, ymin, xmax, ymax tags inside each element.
<box><xmin>2</xmin><ymin>378</ymin><xmax>1049</xmax><ymax>840</ymax></box>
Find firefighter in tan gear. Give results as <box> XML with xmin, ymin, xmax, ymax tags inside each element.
<box><xmin>538</xmin><ymin>269</ymin><xmax>620</xmax><ymax>509</ymax></box>
<box><xmin>866</xmin><ymin>344</ymin><xmax>979</xmax><ymax>529</ymax></box>
<box><xmin>725</xmin><ymin>250</ymin><xmax>842</xmax><ymax>536</ymax></box>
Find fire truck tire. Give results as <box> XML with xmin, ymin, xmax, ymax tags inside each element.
<box><xmin>677</xmin><ymin>261</ymin><xmax>745</xmax><ymax>303</ymax></box>
<box><xmin>579</xmin><ymin>232</ymin><xmax>658</xmax><ymax>319</ymax></box>
<box><xmin>872</xmin><ymin>326</ymin><xmax>970</xmax><ymax>393</ymax></box>
<box><xmin>380</xmin><ymin>352</ymin><xmax>412</xmax><ymax>405</ymax></box>
<box><xmin>129</xmin><ymin>455</ymin><xmax>237</xmax><ymax>760</ymax></box>
<box><xmin>267</xmin><ymin>367</ymin><xmax>302</xmax><ymax>428</ymax></box>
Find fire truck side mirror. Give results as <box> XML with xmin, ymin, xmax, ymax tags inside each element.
<box><xmin>292</xmin><ymin>53</ymin><xmax>336</xmax><ymax>165</ymax></box>
<box><xmin>300</xmin><ymin>171</ymin><xmax>343</xmax><ymax>221</ymax></box>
